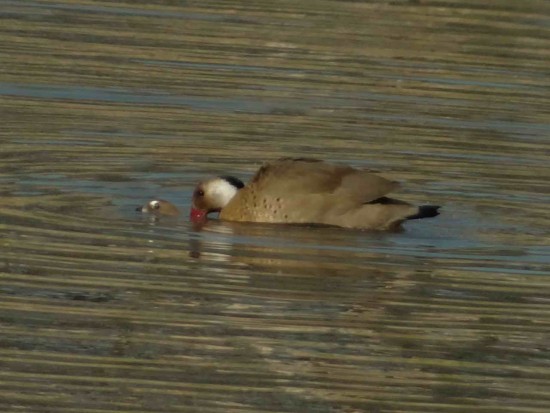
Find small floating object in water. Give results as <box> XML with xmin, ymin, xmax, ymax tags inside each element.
<box><xmin>137</xmin><ymin>199</ymin><xmax>180</xmax><ymax>217</ymax></box>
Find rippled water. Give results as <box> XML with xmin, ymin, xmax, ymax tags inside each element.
<box><xmin>1</xmin><ymin>0</ymin><xmax>549</xmax><ymax>412</ymax></box>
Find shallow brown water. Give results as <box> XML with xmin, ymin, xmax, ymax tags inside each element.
<box><xmin>1</xmin><ymin>0</ymin><xmax>549</xmax><ymax>412</ymax></box>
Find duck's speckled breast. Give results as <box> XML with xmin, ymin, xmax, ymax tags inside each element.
<box><xmin>220</xmin><ymin>186</ymin><xmax>290</xmax><ymax>223</ymax></box>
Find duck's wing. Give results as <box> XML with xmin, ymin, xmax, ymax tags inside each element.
<box><xmin>249</xmin><ymin>158</ymin><xmax>399</xmax><ymax>204</ymax></box>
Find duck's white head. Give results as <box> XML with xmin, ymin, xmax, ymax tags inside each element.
<box><xmin>190</xmin><ymin>176</ymin><xmax>244</xmax><ymax>222</ymax></box>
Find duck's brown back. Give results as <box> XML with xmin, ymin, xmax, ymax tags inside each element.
<box><xmin>247</xmin><ymin>158</ymin><xmax>398</xmax><ymax>201</ymax></box>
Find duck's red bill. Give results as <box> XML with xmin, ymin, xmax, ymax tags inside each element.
<box><xmin>190</xmin><ymin>208</ymin><xmax>207</xmax><ymax>222</ymax></box>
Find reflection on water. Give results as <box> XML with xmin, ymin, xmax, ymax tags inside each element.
<box><xmin>1</xmin><ymin>0</ymin><xmax>550</xmax><ymax>412</ymax></box>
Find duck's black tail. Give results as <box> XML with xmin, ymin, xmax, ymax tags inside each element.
<box><xmin>407</xmin><ymin>205</ymin><xmax>441</xmax><ymax>220</ymax></box>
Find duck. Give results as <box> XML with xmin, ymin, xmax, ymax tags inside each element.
<box><xmin>137</xmin><ymin>199</ymin><xmax>180</xmax><ymax>217</ymax></box>
<box><xmin>190</xmin><ymin>158</ymin><xmax>440</xmax><ymax>230</ymax></box>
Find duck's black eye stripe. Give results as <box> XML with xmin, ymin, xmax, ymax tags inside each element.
<box><xmin>220</xmin><ymin>175</ymin><xmax>244</xmax><ymax>189</ymax></box>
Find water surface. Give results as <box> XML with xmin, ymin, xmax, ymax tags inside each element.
<box><xmin>1</xmin><ymin>0</ymin><xmax>549</xmax><ymax>412</ymax></box>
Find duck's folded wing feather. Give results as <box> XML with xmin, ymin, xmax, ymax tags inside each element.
<box><xmin>250</xmin><ymin>158</ymin><xmax>399</xmax><ymax>203</ymax></box>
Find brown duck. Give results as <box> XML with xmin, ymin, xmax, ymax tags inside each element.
<box><xmin>190</xmin><ymin>158</ymin><xmax>440</xmax><ymax>230</ymax></box>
